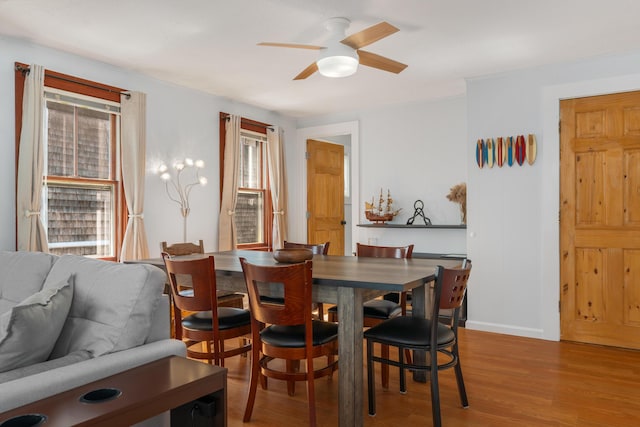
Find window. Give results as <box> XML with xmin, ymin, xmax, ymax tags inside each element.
<box><xmin>236</xmin><ymin>132</ymin><xmax>267</xmax><ymax>245</ymax></box>
<box><xmin>43</xmin><ymin>92</ymin><xmax>120</xmax><ymax>257</ymax></box>
<box><xmin>219</xmin><ymin>113</ymin><xmax>272</xmax><ymax>250</ymax></box>
<box><xmin>14</xmin><ymin>63</ymin><xmax>126</xmax><ymax>259</ymax></box>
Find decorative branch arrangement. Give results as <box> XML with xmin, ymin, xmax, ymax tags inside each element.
<box><xmin>447</xmin><ymin>182</ymin><xmax>467</xmax><ymax>224</ymax></box>
<box><xmin>157</xmin><ymin>158</ymin><xmax>207</xmax><ymax>242</ymax></box>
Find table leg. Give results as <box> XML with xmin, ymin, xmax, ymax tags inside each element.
<box><xmin>411</xmin><ymin>282</ymin><xmax>428</xmax><ymax>382</ymax></box>
<box><xmin>337</xmin><ymin>286</ymin><xmax>364</xmax><ymax>427</ymax></box>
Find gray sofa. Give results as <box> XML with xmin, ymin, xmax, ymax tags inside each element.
<box><xmin>0</xmin><ymin>251</ymin><xmax>186</xmax><ymax>420</ymax></box>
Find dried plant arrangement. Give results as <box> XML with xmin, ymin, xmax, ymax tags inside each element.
<box><xmin>446</xmin><ymin>182</ymin><xmax>467</xmax><ymax>224</ymax></box>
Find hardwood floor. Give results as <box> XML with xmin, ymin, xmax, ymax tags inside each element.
<box><xmin>222</xmin><ymin>328</ymin><xmax>640</xmax><ymax>426</ymax></box>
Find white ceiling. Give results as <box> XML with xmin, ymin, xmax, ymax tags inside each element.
<box><xmin>2</xmin><ymin>0</ymin><xmax>640</xmax><ymax>118</ymax></box>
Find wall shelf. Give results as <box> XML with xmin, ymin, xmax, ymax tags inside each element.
<box><xmin>357</xmin><ymin>224</ymin><xmax>466</xmax><ymax>229</ymax></box>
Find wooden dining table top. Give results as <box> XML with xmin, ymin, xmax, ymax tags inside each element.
<box><xmin>138</xmin><ymin>249</ymin><xmax>457</xmax><ymax>292</ymax></box>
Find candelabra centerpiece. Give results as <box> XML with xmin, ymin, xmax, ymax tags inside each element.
<box><xmin>157</xmin><ymin>158</ymin><xmax>207</xmax><ymax>242</ymax></box>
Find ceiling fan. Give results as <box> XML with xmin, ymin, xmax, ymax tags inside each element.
<box><xmin>258</xmin><ymin>17</ymin><xmax>408</xmax><ymax>80</ymax></box>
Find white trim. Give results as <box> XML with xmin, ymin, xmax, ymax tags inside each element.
<box><xmin>296</xmin><ymin>121</ymin><xmax>359</xmax><ymax>255</ymax></box>
<box><xmin>44</xmin><ymin>87</ymin><xmax>121</xmax><ymax>114</ymax></box>
<box><xmin>465</xmin><ymin>321</ymin><xmax>544</xmax><ymax>340</ymax></box>
<box><xmin>541</xmin><ymin>73</ymin><xmax>640</xmax><ymax>341</ymax></box>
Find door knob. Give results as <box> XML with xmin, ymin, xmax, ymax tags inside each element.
<box><xmin>340</xmin><ymin>220</ymin><xmax>347</xmax><ymax>225</ymax></box>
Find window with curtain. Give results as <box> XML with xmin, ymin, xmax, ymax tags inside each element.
<box><xmin>236</xmin><ymin>131</ymin><xmax>268</xmax><ymax>245</ymax></box>
<box><xmin>219</xmin><ymin>113</ymin><xmax>273</xmax><ymax>250</ymax></box>
<box><xmin>15</xmin><ymin>64</ymin><xmax>126</xmax><ymax>259</ymax></box>
<box><xmin>43</xmin><ymin>91</ymin><xmax>120</xmax><ymax>257</ymax></box>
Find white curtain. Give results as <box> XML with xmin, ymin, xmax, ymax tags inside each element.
<box><xmin>16</xmin><ymin>64</ymin><xmax>48</xmax><ymax>252</ymax></box>
<box><xmin>119</xmin><ymin>92</ymin><xmax>150</xmax><ymax>261</ymax></box>
<box><xmin>218</xmin><ymin>115</ymin><xmax>241</xmax><ymax>251</ymax></box>
<box><xmin>267</xmin><ymin>126</ymin><xmax>288</xmax><ymax>250</ymax></box>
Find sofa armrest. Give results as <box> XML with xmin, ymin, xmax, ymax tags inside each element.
<box><xmin>0</xmin><ymin>339</ymin><xmax>186</xmax><ymax>413</ymax></box>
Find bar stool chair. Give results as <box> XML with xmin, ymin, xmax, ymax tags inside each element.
<box><xmin>364</xmin><ymin>261</ymin><xmax>472</xmax><ymax>427</ymax></box>
<box><xmin>162</xmin><ymin>253</ymin><xmax>251</xmax><ymax>366</ymax></box>
<box><xmin>240</xmin><ymin>257</ymin><xmax>338</xmax><ymax>427</ymax></box>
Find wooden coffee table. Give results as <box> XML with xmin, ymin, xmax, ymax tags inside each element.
<box><xmin>0</xmin><ymin>356</ymin><xmax>226</xmax><ymax>427</ymax></box>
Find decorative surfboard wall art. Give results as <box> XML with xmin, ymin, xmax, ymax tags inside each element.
<box><xmin>476</xmin><ymin>139</ymin><xmax>485</xmax><ymax>168</ymax></box>
<box><xmin>475</xmin><ymin>134</ymin><xmax>537</xmax><ymax>169</ymax></box>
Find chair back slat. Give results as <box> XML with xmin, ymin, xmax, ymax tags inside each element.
<box><xmin>240</xmin><ymin>258</ymin><xmax>313</xmax><ymax>326</ymax></box>
<box><xmin>162</xmin><ymin>254</ymin><xmax>218</xmax><ymax>313</ymax></box>
<box><xmin>356</xmin><ymin>243</ymin><xmax>414</xmax><ymax>259</ymax></box>
<box><xmin>161</xmin><ymin>240</ymin><xmax>205</xmax><ymax>256</ymax></box>
<box><xmin>284</xmin><ymin>241</ymin><xmax>330</xmax><ymax>255</ymax></box>
<box><xmin>436</xmin><ymin>261</ymin><xmax>472</xmax><ymax>311</ymax></box>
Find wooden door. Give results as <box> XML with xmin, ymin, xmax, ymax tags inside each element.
<box><xmin>306</xmin><ymin>139</ymin><xmax>344</xmax><ymax>256</ymax></box>
<box><xmin>560</xmin><ymin>91</ymin><xmax>640</xmax><ymax>349</ymax></box>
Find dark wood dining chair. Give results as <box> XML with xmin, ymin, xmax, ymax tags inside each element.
<box><xmin>162</xmin><ymin>253</ymin><xmax>251</xmax><ymax>366</ymax></box>
<box><xmin>283</xmin><ymin>240</ymin><xmax>330</xmax><ymax>255</ymax></box>
<box><xmin>161</xmin><ymin>240</ymin><xmax>244</xmax><ymax>308</ymax></box>
<box><xmin>240</xmin><ymin>257</ymin><xmax>338</xmax><ymax>427</ymax></box>
<box><xmin>328</xmin><ymin>242</ymin><xmax>414</xmax><ymax>387</ymax></box>
<box><xmin>283</xmin><ymin>240</ymin><xmax>330</xmax><ymax>318</ymax></box>
<box><xmin>363</xmin><ymin>261</ymin><xmax>472</xmax><ymax>427</ymax></box>
<box><xmin>161</xmin><ymin>240</ymin><xmax>205</xmax><ymax>256</ymax></box>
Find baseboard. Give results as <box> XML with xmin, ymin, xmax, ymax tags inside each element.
<box><xmin>465</xmin><ymin>320</ymin><xmax>553</xmax><ymax>340</ymax></box>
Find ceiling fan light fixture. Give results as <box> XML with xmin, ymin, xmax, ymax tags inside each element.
<box><xmin>317</xmin><ymin>44</ymin><xmax>358</xmax><ymax>78</ymax></box>
<box><xmin>317</xmin><ymin>54</ymin><xmax>359</xmax><ymax>77</ymax></box>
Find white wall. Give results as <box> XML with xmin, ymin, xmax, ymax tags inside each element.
<box><xmin>466</xmin><ymin>50</ymin><xmax>640</xmax><ymax>339</ymax></box>
<box><xmin>294</xmin><ymin>96</ymin><xmax>468</xmax><ymax>255</ymax></box>
<box><xmin>0</xmin><ymin>35</ymin><xmax>295</xmax><ymax>255</ymax></box>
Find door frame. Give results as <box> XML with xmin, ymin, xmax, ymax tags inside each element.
<box><xmin>295</xmin><ymin>121</ymin><xmax>359</xmax><ymax>256</ymax></box>
<box><xmin>541</xmin><ymin>74</ymin><xmax>640</xmax><ymax>341</ymax></box>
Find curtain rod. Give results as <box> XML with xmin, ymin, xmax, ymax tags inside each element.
<box><xmin>223</xmin><ymin>115</ymin><xmax>274</xmax><ymax>131</ymax></box>
<box><xmin>15</xmin><ymin>64</ymin><xmax>131</xmax><ymax>99</ymax></box>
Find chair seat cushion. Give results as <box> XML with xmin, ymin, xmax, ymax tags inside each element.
<box><xmin>363</xmin><ymin>316</ymin><xmax>455</xmax><ymax>348</ymax></box>
<box><xmin>382</xmin><ymin>292</ymin><xmax>412</xmax><ymax>304</ymax></box>
<box><xmin>363</xmin><ymin>299</ymin><xmax>402</xmax><ymax>319</ymax></box>
<box><xmin>182</xmin><ymin>307</ymin><xmax>250</xmax><ymax>331</ymax></box>
<box><xmin>261</xmin><ymin>321</ymin><xmax>338</xmax><ymax>348</ymax></box>
<box><xmin>328</xmin><ymin>299</ymin><xmax>401</xmax><ymax>320</ymax></box>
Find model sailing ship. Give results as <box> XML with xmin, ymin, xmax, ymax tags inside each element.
<box><xmin>365</xmin><ymin>189</ymin><xmax>401</xmax><ymax>223</ymax></box>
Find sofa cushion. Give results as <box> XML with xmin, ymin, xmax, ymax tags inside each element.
<box><xmin>0</xmin><ymin>251</ymin><xmax>58</xmax><ymax>315</ymax></box>
<box><xmin>0</xmin><ymin>349</ymin><xmax>91</xmax><ymax>385</ymax></box>
<box><xmin>0</xmin><ymin>275</ymin><xmax>73</xmax><ymax>372</ymax></box>
<box><xmin>46</xmin><ymin>255</ymin><xmax>166</xmax><ymax>358</ymax></box>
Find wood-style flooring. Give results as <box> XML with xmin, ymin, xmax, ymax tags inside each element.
<box><xmin>221</xmin><ymin>328</ymin><xmax>640</xmax><ymax>426</ymax></box>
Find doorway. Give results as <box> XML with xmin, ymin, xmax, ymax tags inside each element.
<box><xmin>306</xmin><ymin>139</ymin><xmax>345</xmax><ymax>256</ymax></box>
<box><xmin>296</xmin><ymin>121</ymin><xmax>359</xmax><ymax>256</ymax></box>
<box><xmin>559</xmin><ymin>90</ymin><xmax>640</xmax><ymax>349</ymax></box>
<box><xmin>539</xmin><ymin>73</ymin><xmax>640</xmax><ymax>342</ymax></box>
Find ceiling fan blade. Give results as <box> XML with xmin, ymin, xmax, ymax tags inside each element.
<box><xmin>357</xmin><ymin>50</ymin><xmax>408</xmax><ymax>74</ymax></box>
<box><xmin>258</xmin><ymin>42</ymin><xmax>324</xmax><ymax>50</ymax></box>
<box><xmin>293</xmin><ymin>62</ymin><xmax>319</xmax><ymax>80</ymax></box>
<box><xmin>341</xmin><ymin>21</ymin><xmax>399</xmax><ymax>50</ymax></box>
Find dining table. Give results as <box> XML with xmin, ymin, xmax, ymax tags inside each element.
<box><xmin>130</xmin><ymin>250</ymin><xmax>460</xmax><ymax>427</ymax></box>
